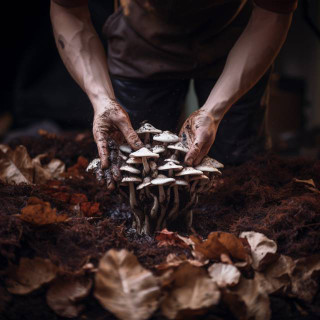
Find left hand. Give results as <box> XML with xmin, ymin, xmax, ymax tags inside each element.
<box><xmin>179</xmin><ymin>109</ymin><xmax>218</xmax><ymax>166</ymax></box>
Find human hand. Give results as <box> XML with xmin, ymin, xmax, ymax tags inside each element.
<box><xmin>93</xmin><ymin>99</ymin><xmax>143</xmax><ymax>169</ymax></box>
<box><xmin>179</xmin><ymin>109</ymin><xmax>218</xmax><ymax>166</ymax></box>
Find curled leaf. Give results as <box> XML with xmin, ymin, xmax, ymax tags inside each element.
<box><xmin>20</xmin><ymin>197</ymin><xmax>69</xmax><ymax>225</ymax></box>
<box><xmin>291</xmin><ymin>254</ymin><xmax>320</xmax><ymax>302</ymax></box>
<box><xmin>94</xmin><ymin>249</ymin><xmax>160</xmax><ymax>320</ymax></box>
<box><xmin>192</xmin><ymin>232</ymin><xmax>248</xmax><ymax>262</ymax></box>
<box><xmin>254</xmin><ymin>254</ymin><xmax>294</xmax><ymax>295</ymax></box>
<box><xmin>6</xmin><ymin>257</ymin><xmax>57</xmax><ymax>294</ymax></box>
<box><xmin>161</xmin><ymin>263</ymin><xmax>220</xmax><ymax>319</ymax></box>
<box><xmin>156</xmin><ymin>253</ymin><xmax>207</xmax><ymax>271</ymax></box>
<box><xmin>240</xmin><ymin>231</ymin><xmax>278</xmax><ymax>271</ymax></box>
<box><xmin>46</xmin><ymin>276</ymin><xmax>92</xmax><ymax>318</ymax></box>
<box><xmin>208</xmin><ymin>263</ymin><xmax>241</xmax><ymax>288</ymax></box>
<box><xmin>223</xmin><ymin>277</ymin><xmax>271</xmax><ymax>320</ymax></box>
<box><xmin>156</xmin><ymin>229</ymin><xmax>190</xmax><ymax>248</ymax></box>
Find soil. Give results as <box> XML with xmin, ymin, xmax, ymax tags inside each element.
<box><xmin>0</xmin><ymin>133</ymin><xmax>320</xmax><ymax>320</ymax></box>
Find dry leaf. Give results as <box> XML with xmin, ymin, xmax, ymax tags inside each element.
<box><xmin>208</xmin><ymin>263</ymin><xmax>241</xmax><ymax>288</ymax></box>
<box><xmin>20</xmin><ymin>197</ymin><xmax>69</xmax><ymax>225</ymax></box>
<box><xmin>65</xmin><ymin>156</ymin><xmax>89</xmax><ymax>178</ymax></box>
<box><xmin>0</xmin><ymin>144</ymin><xmax>65</xmax><ymax>184</ymax></box>
<box><xmin>156</xmin><ymin>253</ymin><xmax>207</xmax><ymax>271</ymax></box>
<box><xmin>291</xmin><ymin>254</ymin><xmax>320</xmax><ymax>302</ymax></box>
<box><xmin>161</xmin><ymin>263</ymin><xmax>220</xmax><ymax>319</ymax></box>
<box><xmin>6</xmin><ymin>257</ymin><xmax>57</xmax><ymax>294</ymax></box>
<box><xmin>0</xmin><ymin>145</ymin><xmax>33</xmax><ymax>184</ymax></box>
<box><xmin>192</xmin><ymin>232</ymin><xmax>248</xmax><ymax>262</ymax></box>
<box><xmin>293</xmin><ymin>178</ymin><xmax>316</xmax><ymax>187</ymax></box>
<box><xmin>46</xmin><ymin>276</ymin><xmax>92</xmax><ymax>318</ymax></box>
<box><xmin>224</xmin><ymin>277</ymin><xmax>271</xmax><ymax>320</ymax></box>
<box><xmin>240</xmin><ymin>231</ymin><xmax>278</xmax><ymax>271</ymax></box>
<box><xmin>156</xmin><ymin>229</ymin><xmax>189</xmax><ymax>248</ymax></box>
<box><xmin>94</xmin><ymin>249</ymin><xmax>160</xmax><ymax>320</ymax></box>
<box><xmin>254</xmin><ymin>254</ymin><xmax>294</xmax><ymax>295</ymax></box>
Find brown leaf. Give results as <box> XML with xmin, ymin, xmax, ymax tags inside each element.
<box><xmin>94</xmin><ymin>249</ymin><xmax>160</xmax><ymax>320</ymax></box>
<box><xmin>46</xmin><ymin>276</ymin><xmax>92</xmax><ymax>318</ymax></box>
<box><xmin>161</xmin><ymin>262</ymin><xmax>220</xmax><ymax>319</ymax></box>
<box><xmin>20</xmin><ymin>197</ymin><xmax>69</xmax><ymax>225</ymax></box>
<box><xmin>156</xmin><ymin>229</ymin><xmax>190</xmax><ymax>248</ymax></box>
<box><xmin>0</xmin><ymin>144</ymin><xmax>65</xmax><ymax>184</ymax></box>
<box><xmin>208</xmin><ymin>263</ymin><xmax>241</xmax><ymax>288</ymax></box>
<box><xmin>6</xmin><ymin>257</ymin><xmax>57</xmax><ymax>294</ymax></box>
<box><xmin>0</xmin><ymin>144</ymin><xmax>34</xmax><ymax>184</ymax></box>
<box><xmin>156</xmin><ymin>253</ymin><xmax>207</xmax><ymax>271</ymax></box>
<box><xmin>293</xmin><ymin>178</ymin><xmax>316</xmax><ymax>187</ymax></box>
<box><xmin>192</xmin><ymin>232</ymin><xmax>248</xmax><ymax>262</ymax></box>
<box><xmin>65</xmin><ymin>156</ymin><xmax>89</xmax><ymax>178</ymax></box>
<box><xmin>254</xmin><ymin>254</ymin><xmax>294</xmax><ymax>295</ymax></box>
<box><xmin>240</xmin><ymin>232</ymin><xmax>278</xmax><ymax>271</ymax></box>
<box><xmin>69</xmin><ymin>193</ymin><xmax>88</xmax><ymax>205</ymax></box>
<box><xmin>223</xmin><ymin>277</ymin><xmax>271</xmax><ymax>320</ymax></box>
<box><xmin>291</xmin><ymin>254</ymin><xmax>320</xmax><ymax>302</ymax></box>
<box><xmin>80</xmin><ymin>201</ymin><xmax>101</xmax><ymax>217</ymax></box>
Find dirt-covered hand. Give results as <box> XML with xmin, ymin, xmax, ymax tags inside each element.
<box><xmin>179</xmin><ymin>109</ymin><xmax>218</xmax><ymax>166</ymax></box>
<box><xmin>93</xmin><ymin>99</ymin><xmax>143</xmax><ymax>169</ymax></box>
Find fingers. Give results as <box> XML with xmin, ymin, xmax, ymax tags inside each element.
<box><xmin>185</xmin><ymin>138</ymin><xmax>206</xmax><ymax>166</ymax></box>
<box><xmin>117</xmin><ymin>120</ymin><xmax>143</xmax><ymax>150</ymax></box>
<box><xmin>96</xmin><ymin>134</ymin><xmax>109</xmax><ymax>169</ymax></box>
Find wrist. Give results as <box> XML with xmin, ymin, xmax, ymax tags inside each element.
<box><xmin>202</xmin><ymin>101</ymin><xmax>229</xmax><ymax>125</ymax></box>
<box><xmin>91</xmin><ymin>96</ymin><xmax>117</xmax><ymax>114</ymax></box>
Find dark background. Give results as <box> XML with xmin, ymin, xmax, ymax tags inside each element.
<box><xmin>1</xmin><ymin>0</ymin><xmax>320</xmax><ymax>157</ymax></box>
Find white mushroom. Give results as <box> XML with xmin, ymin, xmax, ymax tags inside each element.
<box><xmin>86</xmin><ymin>158</ymin><xmax>100</xmax><ymax>172</ymax></box>
<box><xmin>175</xmin><ymin>167</ymin><xmax>203</xmax><ymax>182</ymax></box>
<box><xmin>198</xmin><ymin>156</ymin><xmax>224</xmax><ymax>169</ymax></box>
<box><xmin>153</xmin><ymin>131</ymin><xmax>180</xmax><ymax>146</ymax></box>
<box><xmin>126</xmin><ymin>157</ymin><xmax>142</xmax><ymax>165</ymax></box>
<box><xmin>158</xmin><ymin>161</ymin><xmax>183</xmax><ymax>177</ymax></box>
<box><xmin>119</xmin><ymin>144</ymin><xmax>132</xmax><ymax>154</ymax></box>
<box><xmin>121</xmin><ymin>176</ymin><xmax>142</xmax><ymax>208</ymax></box>
<box><xmin>167</xmin><ymin>141</ymin><xmax>189</xmax><ymax>154</ymax></box>
<box><xmin>151</xmin><ymin>174</ymin><xmax>175</xmax><ymax>204</ymax></box>
<box><xmin>152</xmin><ymin>145</ymin><xmax>166</xmax><ymax>154</ymax></box>
<box><xmin>120</xmin><ymin>165</ymin><xmax>141</xmax><ymax>175</ymax></box>
<box><xmin>164</xmin><ymin>158</ymin><xmax>180</xmax><ymax>165</ymax></box>
<box><xmin>130</xmin><ymin>147</ymin><xmax>159</xmax><ymax>175</ymax></box>
<box><xmin>136</xmin><ymin>123</ymin><xmax>162</xmax><ymax>143</ymax></box>
<box><xmin>190</xmin><ymin>174</ymin><xmax>209</xmax><ymax>193</ymax></box>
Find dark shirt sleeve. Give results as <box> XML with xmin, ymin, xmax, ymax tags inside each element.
<box><xmin>254</xmin><ymin>0</ymin><xmax>298</xmax><ymax>14</ymax></box>
<box><xmin>52</xmin><ymin>0</ymin><xmax>88</xmax><ymax>8</ymax></box>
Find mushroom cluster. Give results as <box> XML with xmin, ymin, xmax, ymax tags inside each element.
<box><xmin>87</xmin><ymin>123</ymin><xmax>223</xmax><ymax>235</ymax></box>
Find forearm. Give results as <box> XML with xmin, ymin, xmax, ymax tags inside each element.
<box><xmin>202</xmin><ymin>6</ymin><xmax>293</xmax><ymax>122</ymax></box>
<box><xmin>50</xmin><ymin>1</ymin><xmax>114</xmax><ymax>112</ymax></box>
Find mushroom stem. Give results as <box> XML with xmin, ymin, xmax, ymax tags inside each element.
<box><xmin>128</xmin><ymin>182</ymin><xmax>137</xmax><ymax>208</ymax></box>
<box><xmin>144</xmin><ymin>132</ymin><xmax>150</xmax><ymax>144</ymax></box>
<box><xmin>168</xmin><ymin>186</ymin><xmax>179</xmax><ymax>221</ymax></box>
<box><xmin>186</xmin><ymin>210</ymin><xmax>193</xmax><ymax>229</ymax></box>
<box><xmin>158</xmin><ymin>185</ymin><xmax>166</xmax><ymax>204</ymax></box>
<box><xmin>141</xmin><ymin>157</ymin><xmax>150</xmax><ymax>175</ymax></box>
<box><xmin>156</xmin><ymin>205</ymin><xmax>167</xmax><ymax>231</ymax></box>
<box><xmin>150</xmin><ymin>192</ymin><xmax>159</xmax><ymax>219</ymax></box>
<box><xmin>190</xmin><ymin>180</ymin><xmax>199</xmax><ymax>194</ymax></box>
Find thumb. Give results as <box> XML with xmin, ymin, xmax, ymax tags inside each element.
<box><xmin>184</xmin><ymin>139</ymin><xmax>205</xmax><ymax>166</ymax></box>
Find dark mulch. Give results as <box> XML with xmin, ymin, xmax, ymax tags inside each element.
<box><xmin>0</xmin><ymin>133</ymin><xmax>319</xmax><ymax>319</ymax></box>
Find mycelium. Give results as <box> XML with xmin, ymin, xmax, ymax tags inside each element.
<box><xmin>87</xmin><ymin>122</ymin><xmax>223</xmax><ymax>235</ymax></box>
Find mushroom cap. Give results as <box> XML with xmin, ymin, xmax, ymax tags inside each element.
<box><xmin>158</xmin><ymin>161</ymin><xmax>183</xmax><ymax>171</ymax></box>
<box><xmin>151</xmin><ymin>174</ymin><xmax>175</xmax><ymax>186</ymax></box>
<box><xmin>200</xmin><ymin>156</ymin><xmax>224</xmax><ymax>169</ymax></box>
<box><xmin>171</xmin><ymin>179</ymin><xmax>189</xmax><ymax>187</ymax></box>
<box><xmin>152</xmin><ymin>145</ymin><xmax>166</xmax><ymax>154</ymax></box>
<box><xmin>175</xmin><ymin>167</ymin><xmax>203</xmax><ymax>177</ymax></box>
<box><xmin>195</xmin><ymin>164</ymin><xmax>222</xmax><ymax>174</ymax></box>
<box><xmin>167</xmin><ymin>141</ymin><xmax>189</xmax><ymax>153</ymax></box>
<box><xmin>190</xmin><ymin>174</ymin><xmax>209</xmax><ymax>182</ymax></box>
<box><xmin>126</xmin><ymin>157</ymin><xmax>142</xmax><ymax>165</ymax></box>
<box><xmin>86</xmin><ymin>158</ymin><xmax>100</xmax><ymax>172</ymax></box>
<box><xmin>121</xmin><ymin>176</ymin><xmax>142</xmax><ymax>184</ymax></box>
<box><xmin>153</xmin><ymin>131</ymin><xmax>180</xmax><ymax>144</ymax></box>
<box><xmin>164</xmin><ymin>158</ymin><xmax>180</xmax><ymax>165</ymax></box>
<box><xmin>130</xmin><ymin>147</ymin><xmax>159</xmax><ymax>159</ymax></box>
<box><xmin>136</xmin><ymin>123</ymin><xmax>162</xmax><ymax>135</ymax></box>
<box><xmin>119</xmin><ymin>144</ymin><xmax>133</xmax><ymax>154</ymax></box>
<box><xmin>137</xmin><ymin>177</ymin><xmax>152</xmax><ymax>190</ymax></box>
<box><xmin>120</xmin><ymin>165</ymin><xmax>141</xmax><ymax>174</ymax></box>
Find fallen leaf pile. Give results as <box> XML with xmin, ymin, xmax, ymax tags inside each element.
<box><xmin>3</xmin><ymin>231</ymin><xmax>320</xmax><ymax>320</ymax></box>
<box><xmin>0</xmin><ymin>144</ymin><xmax>65</xmax><ymax>184</ymax></box>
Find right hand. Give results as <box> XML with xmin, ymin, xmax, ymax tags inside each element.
<box><xmin>93</xmin><ymin>99</ymin><xmax>143</xmax><ymax>179</ymax></box>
